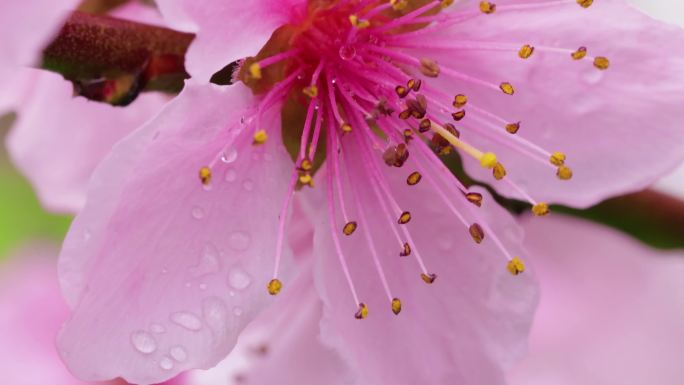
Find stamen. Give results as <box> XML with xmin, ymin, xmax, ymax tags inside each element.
<box><xmin>507</xmin><ymin>257</ymin><xmax>525</xmax><ymax>275</ymax></box>
<box><xmin>198</xmin><ymin>166</ymin><xmax>212</xmax><ymax>186</ymax></box>
<box><xmin>253</xmin><ymin>129</ymin><xmax>268</xmax><ymax>145</ymax></box>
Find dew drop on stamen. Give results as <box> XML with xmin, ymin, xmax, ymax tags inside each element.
<box><xmin>228</xmin><ymin>266</ymin><xmax>253</xmax><ymax>290</ymax></box>
<box><xmin>339</xmin><ymin>44</ymin><xmax>356</xmax><ymax>61</ymax></box>
<box><xmin>130</xmin><ymin>331</ymin><xmax>157</xmax><ymax>354</ymax></box>
<box><xmin>159</xmin><ymin>357</ymin><xmax>174</xmax><ymax>370</ymax></box>
<box><xmin>170</xmin><ymin>311</ymin><xmax>203</xmax><ymax>331</ymax></box>
<box><xmin>170</xmin><ymin>346</ymin><xmax>188</xmax><ymax>362</ymax></box>
<box><xmin>220</xmin><ymin>148</ymin><xmax>238</xmax><ymax>163</ymax></box>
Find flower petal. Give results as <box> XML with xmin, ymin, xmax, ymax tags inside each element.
<box><xmin>428</xmin><ymin>1</ymin><xmax>684</xmax><ymax>207</ymax></box>
<box><xmin>6</xmin><ymin>70</ymin><xmax>168</xmax><ymax>213</ymax></box>
<box><xmin>310</xmin><ymin>144</ymin><xmax>538</xmax><ymax>385</ymax></box>
<box><xmin>508</xmin><ymin>214</ymin><xmax>684</xmax><ymax>385</ymax></box>
<box><xmin>156</xmin><ymin>0</ymin><xmax>308</xmax><ymax>82</ymax></box>
<box><xmin>57</xmin><ymin>82</ymin><xmax>295</xmax><ymax>384</ymax></box>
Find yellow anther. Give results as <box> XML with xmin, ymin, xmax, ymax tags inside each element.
<box><xmin>469</xmin><ymin>223</ymin><xmax>485</xmax><ymax>244</ymax></box>
<box><xmin>452</xmin><ymin>110</ymin><xmax>466</xmax><ymax>122</ymax></box>
<box><xmin>341</xmin><ymin>122</ymin><xmax>352</xmax><ymax>134</ymax></box>
<box><xmin>593</xmin><ymin>56</ymin><xmax>610</xmax><ymax>70</ymax></box>
<box><xmin>398</xmin><ymin>211</ymin><xmax>411</xmax><ymax>224</ymax></box>
<box><xmin>253</xmin><ymin>129</ymin><xmax>268</xmax><ymax>145</ymax></box>
<box><xmin>507</xmin><ymin>257</ymin><xmax>525</xmax><ymax>276</ymax></box>
<box><xmin>557</xmin><ymin>165</ymin><xmax>573</xmax><ymax>180</ymax></box>
<box><xmin>390</xmin><ymin>0</ymin><xmax>408</xmax><ymax>11</ymax></box>
<box><xmin>506</xmin><ymin>122</ymin><xmax>521</xmax><ymax>134</ymax></box>
<box><xmin>303</xmin><ymin>85</ymin><xmax>318</xmax><ymax>98</ymax></box>
<box><xmin>518</xmin><ymin>44</ymin><xmax>535</xmax><ymax>59</ymax></box>
<box><xmin>355</xmin><ymin>303</ymin><xmax>369</xmax><ymax>319</ymax></box>
<box><xmin>300</xmin><ymin>158</ymin><xmax>313</xmax><ymax>172</ymax></box>
<box><xmin>479</xmin><ymin>1</ymin><xmax>496</xmax><ymax>14</ymax></box>
<box><xmin>440</xmin><ymin>0</ymin><xmax>454</xmax><ymax>8</ymax></box>
<box><xmin>493</xmin><ymin>162</ymin><xmax>507</xmax><ymax>180</ymax></box>
<box><xmin>267</xmin><ymin>279</ymin><xmax>282</xmax><ymax>295</ymax></box>
<box><xmin>571</xmin><ymin>46</ymin><xmax>587</xmax><ymax>60</ymax></box>
<box><xmin>576</xmin><ymin>0</ymin><xmax>593</xmax><ymax>8</ymax></box>
<box><xmin>480</xmin><ymin>152</ymin><xmax>498</xmax><ymax>169</ymax></box>
<box><xmin>400</xmin><ymin>242</ymin><xmax>411</xmax><ymax>257</ymax></box>
<box><xmin>391</xmin><ymin>298</ymin><xmax>402</xmax><ymax>315</ymax></box>
<box><xmin>199</xmin><ymin>166</ymin><xmax>212</xmax><ymax>186</ymax></box>
<box><xmin>403</xmin><ymin>129</ymin><xmax>414</xmax><ymax>141</ymax></box>
<box><xmin>465</xmin><ymin>192</ymin><xmax>483</xmax><ymax>207</ymax></box>
<box><xmin>249</xmin><ymin>62</ymin><xmax>262</xmax><ymax>79</ymax></box>
<box><xmin>499</xmin><ymin>82</ymin><xmax>515</xmax><ymax>95</ymax></box>
<box><xmin>532</xmin><ymin>202</ymin><xmax>550</xmax><ymax>216</ymax></box>
<box><xmin>299</xmin><ymin>173</ymin><xmax>313</xmax><ymax>185</ymax></box>
<box><xmin>549</xmin><ymin>152</ymin><xmax>566</xmax><ymax>166</ymax></box>
<box><xmin>420</xmin><ymin>273</ymin><xmax>437</xmax><ymax>284</ymax></box>
<box><xmin>343</xmin><ymin>221</ymin><xmax>357</xmax><ymax>236</ymax></box>
<box><xmin>349</xmin><ymin>14</ymin><xmax>370</xmax><ymax>29</ymax></box>
<box><xmin>407</xmin><ymin>171</ymin><xmax>422</xmax><ymax>186</ymax></box>
<box><xmin>419</xmin><ymin>58</ymin><xmax>440</xmax><ymax>78</ymax></box>
<box><xmin>453</xmin><ymin>94</ymin><xmax>468</xmax><ymax>108</ymax></box>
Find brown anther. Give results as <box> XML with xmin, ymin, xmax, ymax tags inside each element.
<box><xmin>453</xmin><ymin>94</ymin><xmax>468</xmax><ymax>108</ymax></box>
<box><xmin>406</xmin><ymin>95</ymin><xmax>428</xmax><ymax>119</ymax></box>
<box><xmin>469</xmin><ymin>223</ymin><xmax>485</xmax><ymax>244</ymax></box>
<box><xmin>532</xmin><ymin>202</ymin><xmax>550</xmax><ymax>216</ymax></box>
<box><xmin>395</xmin><ymin>85</ymin><xmax>409</xmax><ymax>98</ymax></box>
<box><xmin>399</xmin><ymin>109</ymin><xmax>412</xmax><ymax>120</ymax></box>
<box><xmin>444</xmin><ymin>123</ymin><xmax>460</xmax><ymax>138</ymax></box>
<box><xmin>493</xmin><ymin>162</ymin><xmax>507</xmax><ymax>180</ymax></box>
<box><xmin>420</xmin><ymin>273</ymin><xmax>437</xmax><ymax>284</ymax></box>
<box><xmin>375</xmin><ymin>97</ymin><xmax>394</xmax><ymax>117</ymax></box>
<box><xmin>199</xmin><ymin>166</ymin><xmax>212</xmax><ymax>186</ymax></box>
<box><xmin>465</xmin><ymin>192</ymin><xmax>483</xmax><ymax>207</ymax></box>
<box><xmin>593</xmin><ymin>56</ymin><xmax>610</xmax><ymax>70</ymax></box>
<box><xmin>407</xmin><ymin>171</ymin><xmax>422</xmax><ymax>186</ymax></box>
<box><xmin>431</xmin><ymin>133</ymin><xmax>451</xmax><ymax>155</ymax></box>
<box><xmin>451</xmin><ymin>110</ymin><xmax>466</xmax><ymax>122</ymax></box>
<box><xmin>505</xmin><ymin>122</ymin><xmax>521</xmax><ymax>134</ymax></box>
<box><xmin>343</xmin><ymin>221</ymin><xmax>358</xmax><ymax>236</ymax></box>
<box><xmin>419</xmin><ymin>58</ymin><xmax>440</xmax><ymax>77</ymax></box>
<box><xmin>383</xmin><ymin>144</ymin><xmax>410</xmax><ymax>167</ymax></box>
<box><xmin>403</xmin><ymin>129</ymin><xmax>414</xmax><ymax>142</ymax></box>
<box><xmin>391</xmin><ymin>298</ymin><xmax>402</xmax><ymax>315</ymax></box>
<box><xmin>479</xmin><ymin>1</ymin><xmax>496</xmax><ymax>14</ymax></box>
<box><xmin>419</xmin><ymin>118</ymin><xmax>432</xmax><ymax>132</ymax></box>
<box><xmin>341</xmin><ymin>122</ymin><xmax>352</xmax><ymax>134</ymax></box>
<box><xmin>355</xmin><ymin>303</ymin><xmax>369</xmax><ymax>319</ymax></box>
<box><xmin>571</xmin><ymin>46</ymin><xmax>587</xmax><ymax>60</ymax></box>
<box><xmin>557</xmin><ymin>165</ymin><xmax>573</xmax><ymax>180</ymax></box>
<box><xmin>407</xmin><ymin>78</ymin><xmax>422</xmax><ymax>92</ymax></box>
<box><xmin>518</xmin><ymin>44</ymin><xmax>535</xmax><ymax>59</ymax></box>
<box><xmin>398</xmin><ymin>211</ymin><xmax>412</xmax><ymax>224</ymax></box>
<box><xmin>576</xmin><ymin>0</ymin><xmax>593</xmax><ymax>8</ymax></box>
<box><xmin>267</xmin><ymin>279</ymin><xmax>282</xmax><ymax>295</ymax></box>
<box><xmin>400</xmin><ymin>242</ymin><xmax>412</xmax><ymax>257</ymax></box>
<box><xmin>499</xmin><ymin>82</ymin><xmax>515</xmax><ymax>95</ymax></box>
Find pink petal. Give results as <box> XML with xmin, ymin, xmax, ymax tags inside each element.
<box><xmin>508</xmin><ymin>215</ymin><xmax>684</xmax><ymax>385</ymax></box>
<box><xmin>6</xmin><ymin>70</ymin><xmax>168</xmax><ymax>213</ymax></box>
<box><xmin>427</xmin><ymin>1</ymin><xmax>684</xmax><ymax>207</ymax></box>
<box><xmin>57</xmin><ymin>82</ymin><xmax>296</xmax><ymax>384</ymax></box>
<box><xmin>310</xmin><ymin>146</ymin><xmax>539</xmax><ymax>384</ymax></box>
<box><xmin>155</xmin><ymin>0</ymin><xmax>307</xmax><ymax>82</ymax></box>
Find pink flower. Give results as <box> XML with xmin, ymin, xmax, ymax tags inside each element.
<box><xmin>0</xmin><ymin>247</ymin><xmax>188</xmax><ymax>385</ymax></box>
<box><xmin>507</xmin><ymin>215</ymin><xmax>684</xmax><ymax>385</ymax></box>
<box><xmin>56</xmin><ymin>1</ymin><xmax>684</xmax><ymax>384</ymax></box>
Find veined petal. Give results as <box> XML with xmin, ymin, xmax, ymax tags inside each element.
<box><xmin>509</xmin><ymin>215</ymin><xmax>684</xmax><ymax>385</ymax></box>
<box><xmin>425</xmin><ymin>0</ymin><xmax>684</xmax><ymax>207</ymax></box>
<box><xmin>57</xmin><ymin>82</ymin><xmax>295</xmax><ymax>384</ymax></box>
<box><xmin>155</xmin><ymin>0</ymin><xmax>308</xmax><ymax>82</ymax></box>
<box><xmin>6</xmin><ymin>70</ymin><xmax>169</xmax><ymax>213</ymax></box>
<box><xmin>311</xmin><ymin>145</ymin><xmax>538</xmax><ymax>385</ymax></box>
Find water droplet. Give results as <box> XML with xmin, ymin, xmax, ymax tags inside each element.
<box><xmin>199</xmin><ymin>283</ymin><xmax>208</xmax><ymax>290</ymax></box>
<box><xmin>130</xmin><ymin>331</ymin><xmax>157</xmax><ymax>354</ymax></box>
<box><xmin>233</xmin><ymin>307</ymin><xmax>244</xmax><ymax>316</ymax></box>
<box><xmin>190</xmin><ymin>243</ymin><xmax>221</xmax><ymax>277</ymax></box>
<box><xmin>202</xmin><ymin>297</ymin><xmax>229</xmax><ymax>335</ymax></box>
<box><xmin>224</xmin><ymin>168</ymin><xmax>237</xmax><ymax>182</ymax></box>
<box><xmin>170</xmin><ymin>346</ymin><xmax>188</xmax><ymax>362</ymax></box>
<box><xmin>221</xmin><ymin>148</ymin><xmax>238</xmax><ymax>164</ymax></box>
<box><xmin>229</xmin><ymin>231</ymin><xmax>251</xmax><ymax>251</ymax></box>
<box><xmin>170</xmin><ymin>311</ymin><xmax>203</xmax><ymax>331</ymax></box>
<box><xmin>583</xmin><ymin>69</ymin><xmax>604</xmax><ymax>85</ymax></box>
<box><xmin>160</xmin><ymin>357</ymin><xmax>174</xmax><ymax>370</ymax></box>
<box><xmin>161</xmin><ymin>268</ymin><xmax>168</xmax><ymax>275</ymax></box>
<box><xmin>150</xmin><ymin>324</ymin><xmax>166</xmax><ymax>334</ymax></box>
<box><xmin>242</xmin><ymin>179</ymin><xmax>254</xmax><ymax>191</ymax></box>
<box><xmin>228</xmin><ymin>267</ymin><xmax>252</xmax><ymax>290</ymax></box>
<box><xmin>191</xmin><ymin>206</ymin><xmax>205</xmax><ymax>220</ymax></box>
<box><xmin>331</xmin><ymin>78</ymin><xmax>337</xmax><ymax>85</ymax></box>
<box><xmin>339</xmin><ymin>44</ymin><xmax>356</xmax><ymax>60</ymax></box>
<box><xmin>229</xmin><ymin>291</ymin><xmax>236</xmax><ymax>297</ymax></box>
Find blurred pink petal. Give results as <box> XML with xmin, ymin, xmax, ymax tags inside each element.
<box><xmin>508</xmin><ymin>215</ymin><xmax>684</xmax><ymax>385</ymax></box>
<box><xmin>57</xmin><ymin>82</ymin><xmax>296</xmax><ymax>384</ymax></box>
<box><xmin>7</xmin><ymin>70</ymin><xmax>168</xmax><ymax>213</ymax></box>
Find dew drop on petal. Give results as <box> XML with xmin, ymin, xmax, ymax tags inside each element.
<box><xmin>221</xmin><ymin>148</ymin><xmax>238</xmax><ymax>164</ymax></box>
<box><xmin>150</xmin><ymin>324</ymin><xmax>166</xmax><ymax>334</ymax></box>
<box><xmin>159</xmin><ymin>356</ymin><xmax>174</xmax><ymax>370</ymax></box>
<box><xmin>583</xmin><ymin>69</ymin><xmax>604</xmax><ymax>85</ymax></box>
<box><xmin>228</xmin><ymin>266</ymin><xmax>252</xmax><ymax>290</ymax></box>
<box><xmin>202</xmin><ymin>297</ymin><xmax>229</xmax><ymax>335</ymax></box>
<box><xmin>224</xmin><ymin>168</ymin><xmax>237</xmax><ymax>182</ymax></box>
<box><xmin>242</xmin><ymin>179</ymin><xmax>254</xmax><ymax>191</ymax></box>
<box><xmin>233</xmin><ymin>306</ymin><xmax>243</xmax><ymax>316</ymax></box>
<box><xmin>339</xmin><ymin>44</ymin><xmax>356</xmax><ymax>60</ymax></box>
<box><xmin>170</xmin><ymin>311</ymin><xmax>203</xmax><ymax>331</ymax></box>
<box><xmin>191</xmin><ymin>206</ymin><xmax>205</xmax><ymax>220</ymax></box>
<box><xmin>229</xmin><ymin>231</ymin><xmax>251</xmax><ymax>251</ymax></box>
<box><xmin>170</xmin><ymin>346</ymin><xmax>188</xmax><ymax>362</ymax></box>
<box><xmin>199</xmin><ymin>283</ymin><xmax>208</xmax><ymax>290</ymax></box>
<box><xmin>190</xmin><ymin>243</ymin><xmax>221</xmax><ymax>277</ymax></box>
<box><xmin>130</xmin><ymin>331</ymin><xmax>157</xmax><ymax>354</ymax></box>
